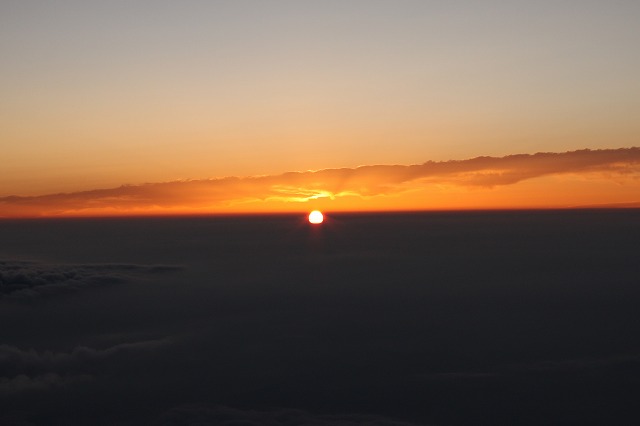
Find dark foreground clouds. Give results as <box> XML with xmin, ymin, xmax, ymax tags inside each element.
<box><xmin>0</xmin><ymin>373</ymin><xmax>90</xmax><ymax>397</ymax></box>
<box><xmin>420</xmin><ymin>353</ymin><xmax>640</xmax><ymax>383</ymax></box>
<box><xmin>0</xmin><ymin>338</ymin><xmax>174</xmax><ymax>398</ymax></box>
<box><xmin>0</xmin><ymin>338</ymin><xmax>174</xmax><ymax>376</ymax></box>
<box><xmin>1</xmin><ymin>147</ymin><xmax>639</xmax><ymax>216</ymax></box>
<box><xmin>153</xmin><ymin>405</ymin><xmax>433</xmax><ymax>426</ymax></box>
<box><xmin>0</xmin><ymin>260</ymin><xmax>183</xmax><ymax>299</ymax></box>
<box><xmin>0</xmin><ymin>211</ymin><xmax>639</xmax><ymax>425</ymax></box>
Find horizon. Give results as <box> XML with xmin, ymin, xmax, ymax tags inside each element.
<box><xmin>3</xmin><ymin>1</ymin><xmax>640</xmax><ymax>216</ymax></box>
<box><xmin>2</xmin><ymin>3</ymin><xmax>640</xmax><ymax>423</ymax></box>
<box><xmin>1</xmin><ymin>209</ymin><xmax>639</xmax><ymax>425</ymax></box>
<box><xmin>2</xmin><ymin>147</ymin><xmax>640</xmax><ymax>218</ymax></box>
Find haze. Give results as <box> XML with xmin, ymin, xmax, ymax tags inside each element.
<box><xmin>2</xmin><ymin>0</ymin><xmax>640</xmax><ymax>214</ymax></box>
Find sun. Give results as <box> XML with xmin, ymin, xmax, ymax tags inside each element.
<box><xmin>308</xmin><ymin>210</ymin><xmax>324</xmax><ymax>224</ymax></box>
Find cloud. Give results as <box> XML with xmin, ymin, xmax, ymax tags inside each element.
<box><xmin>1</xmin><ymin>147</ymin><xmax>639</xmax><ymax>216</ymax></box>
<box><xmin>0</xmin><ymin>338</ymin><xmax>173</xmax><ymax>395</ymax></box>
<box><xmin>152</xmin><ymin>405</ymin><xmax>435</xmax><ymax>426</ymax></box>
<box><xmin>0</xmin><ymin>260</ymin><xmax>183</xmax><ymax>299</ymax></box>
<box><xmin>0</xmin><ymin>338</ymin><xmax>174</xmax><ymax>371</ymax></box>
<box><xmin>0</xmin><ymin>373</ymin><xmax>91</xmax><ymax>396</ymax></box>
<box><xmin>419</xmin><ymin>353</ymin><xmax>640</xmax><ymax>382</ymax></box>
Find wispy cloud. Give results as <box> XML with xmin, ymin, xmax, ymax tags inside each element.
<box><xmin>0</xmin><ymin>260</ymin><xmax>183</xmax><ymax>299</ymax></box>
<box><xmin>0</xmin><ymin>338</ymin><xmax>173</xmax><ymax>395</ymax></box>
<box><xmin>153</xmin><ymin>405</ymin><xmax>434</xmax><ymax>426</ymax></box>
<box><xmin>1</xmin><ymin>148</ymin><xmax>639</xmax><ymax>216</ymax></box>
<box><xmin>0</xmin><ymin>373</ymin><xmax>91</xmax><ymax>396</ymax></box>
<box><xmin>418</xmin><ymin>353</ymin><xmax>640</xmax><ymax>383</ymax></box>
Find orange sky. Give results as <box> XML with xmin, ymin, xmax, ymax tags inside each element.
<box><xmin>2</xmin><ymin>2</ymin><xmax>640</xmax><ymax>216</ymax></box>
<box><xmin>2</xmin><ymin>148</ymin><xmax>639</xmax><ymax>218</ymax></box>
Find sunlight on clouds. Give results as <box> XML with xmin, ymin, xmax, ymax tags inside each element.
<box><xmin>1</xmin><ymin>148</ymin><xmax>639</xmax><ymax>217</ymax></box>
<box><xmin>267</xmin><ymin>186</ymin><xmax>336</xmax><ymax>203</ymax></box>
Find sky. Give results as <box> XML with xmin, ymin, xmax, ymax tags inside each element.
<box><xmin>2</xmin><ymin>0</ymin><xmax>640</xmax><ymax>215</ymax></box>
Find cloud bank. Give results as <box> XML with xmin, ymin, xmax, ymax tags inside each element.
<box><xmin>1</xmin><ymin>148</ymin><xmax>639</xmax><ymax>216</ymax></box>
<box><xmin>0</xmin><ymin>373</ymin><xmax>90</xmax><ymax>396</ymax></box>
<box><xmin>0</xmin><ymin>260</ymin><xmax>183</xmax><ymax>299</ymax></box>
<box><xmin>0</xmin><ymin>338</ymin><xmax>173</xmax><ymax>396</ymax></box>
<box><xmin>152</xmin><ymin>405</ymin><xmax>433</xmax><ymax>426</ymax></box>
<box><xmin>420</xmin><ymin>353</ymin><xmax>640</xmax><ymax>382</ymax></box>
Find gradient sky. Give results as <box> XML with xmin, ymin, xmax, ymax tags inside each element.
<box><xmin>2</xmin><ymin>1</ymin><xmax>640</xmax><ymax>214</ymax></box>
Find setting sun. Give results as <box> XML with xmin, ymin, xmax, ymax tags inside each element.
<box><xmin>308</xmin><ymin>210</ymin><xmax>324</xmax><ymax>224</ymax></box>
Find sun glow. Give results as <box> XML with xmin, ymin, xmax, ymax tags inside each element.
<box><xmin>308</xmin><ymin>210</ymin><xmax>324</xmax><ymax>224</ymax></box>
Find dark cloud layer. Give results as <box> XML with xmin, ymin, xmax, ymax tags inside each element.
<box><xmin>0</xmin><ymin>260</ymin><xmax>183</xmax><ymax>299</ymax></box>
<box><xmin>0</xmin><ymin>339</ymin><xmax>174</xmax><ymax>372</ymax></box>
<box><xmin>421</xmin><ymin>353</ymin><xmax>640</xmax><ymax>382</ymax></box>
<box><xmin>153</xmin><ymin>405</ymin><xmax>434</xmax><ymax>426</ymax></box>
<box><xmin>0</xmin><ymin>373</ymin><xmax>90</xmax><ymax>396</ymax></box>
<box><xmin>0</xmin><ymin>338</ymin><xmax>173</xmax><ymax>397</ymax></box>
<box><xmin>0</xmin><ymin>211</ymin><xmax>639</xmax><ymax>425</ymax></box>
<box><xmin>1</xmin><ymin>147</ymin><xmax>638</xmax><ymax>216</ymax></box>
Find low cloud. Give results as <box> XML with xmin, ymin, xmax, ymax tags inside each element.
<box><xmin>0</xmin><ymin>260</ymin><xmax>183</xmax><ymax>299</ymax></box>
<box><xmin>0</xmin><ymin>338</ymin><xmax>174</xmax><ymax>371</ymax></box>
<box><xmin>0</xmin><ymin>373</ymin><xmax>91</xmax><ymax>396</ymax></box>
<box><xmin>153</xmin><ymin>405</ymin><xmax>434</xmax><ymax>426</ymax></box>
<box><xmin>419</xmin><ymin>353</ymin><xmax>640</xmax><ymax>382</ymax></box>
<box><xmin>0</xmin><ymin>338</ymin><xmax>173</xmax><ymax>395</ymax></box>
<box><xmin>1</xmin><ymin>147</ymin><xmax>639</xmax><ymax>216</ymax></box>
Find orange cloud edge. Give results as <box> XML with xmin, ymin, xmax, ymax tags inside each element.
<box><xmin>2</xmin><ymin>147</ymin><xmax>640</xmax><ymax>219</ymax></box>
